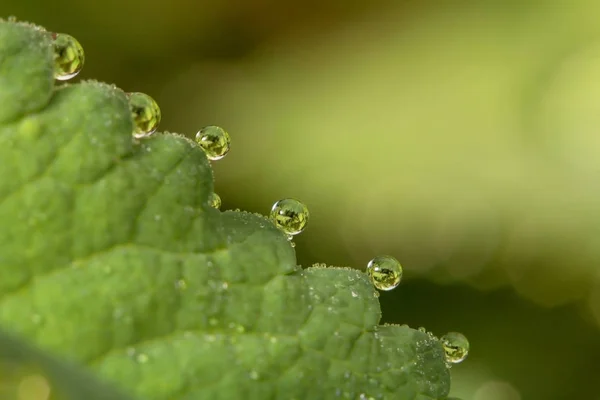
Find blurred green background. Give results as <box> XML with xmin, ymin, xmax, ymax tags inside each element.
<box><xmin>3</xmin><ymin>0</ymin><xmax>600</xmax><ymax>398</ymax></box>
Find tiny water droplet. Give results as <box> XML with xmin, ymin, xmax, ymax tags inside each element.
<box><xmin>249</xmin><ymin>370</ymin><xmax>259</xmax><ymax>380</ymax></box>
<box><xmin>209</xmin><ymin>192</ymin><xmax>221</xmax><ymax>209</ymax></box>
<box><xmin>269</xmin><ymin>198</ymin><xmax>309</xmax><ymax>236</ymax></box>
<box><xmin>366</xmin><ymin>255</ymin><xmax>403</xmax><ymax>291</ymax></box>
<box><xmin>175</xmin><ymin>279</ymin><xmax>187</xmax><ymax>290</ymax></box>
<box><xmin>136</xmin><ymin>353</ymin><xmax>149</xmax><ymax>363</ymax></box>
<box><xmin>351</xmin><ymin>291</ymin><xmax>358</xmax><ymax>298</ymax></box>
<box><xmin>228</xmin><ymin>322</ymin><xmax>245</xmax><ymax>333</ymax></box>
<box><xmin>441</xmin><ymin>332</ymin><xmax>469</xmax><ymax>365</ymax></box>
<box><xmin>128</xmin><ymin>92</ymin><xmax>161</xmax><ymax>138</ymax></box>
<box><xmin>52</xmin><ymin>33</ymin><xmax>84</xmax><ymax>81</ymax></box>
<box><xmin>221</xmin><ymin>281</ymin><xmax>229</xmax><ymax>290</ymax></box>
<box><xmin>195</xmin><ymin>126</ymin><xmax>231</xmax><ymax>160</ymax></box>
<box><xmin>418</xmin><ymin>327</ymin><xmax>427</xmax><ymax>333</ymax></box>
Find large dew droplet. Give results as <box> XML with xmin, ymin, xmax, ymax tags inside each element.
<box><xmin>440</xmin><ymin>332</ymin><xmax>469</xmax><ymax>364</ymax></box>
<box><xmin>209</xmin><ymin>192</ymin><xmax>221</xmax><ymax>209</ymax></box>
<box><xmin>128</xmin><ymin>92</ymin><xmax>161</xmax><ymax>138</ymax></box>
<box><xmin>269</xmin><ymin>198</ymin><xmax>309</xmax><ymax>236</ymax></box>
<box><xmin>366</xmin><ymin>255</ymin><xmax>402</xmax><ymax>291</ymax></box>
<box><xmin>52</xmin><ymin>33</ymin><xmax>84</xmax><ymax>81</ymax></box>
<box><xmin>195</xmin><ymin>126</ymin><xmax>231</xmax><ymax>160</ymax></box>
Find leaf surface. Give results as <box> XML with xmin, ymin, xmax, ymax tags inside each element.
<box><xmin>0</xmin><ymin>20</ymin><xmax>451</xmax><ymax>400</ymax></box>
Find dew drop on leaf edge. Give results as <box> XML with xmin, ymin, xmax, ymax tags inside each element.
<box><xmin>195</xmin><ymin>125</ymin><xmax>231</xmax><ymax>160</ymax></box>
<box><xmin>209</xmin><ymin>192</ymin><xmax>221</xmax><ymax>209</ymax></box>
<box><xmin>128</xmin><ymin>92</ymin><xmax>161</xmax><ymax>138</ymax></box>
<box><xmin>269</xmin><ymin>198</ymin><xmax>309</xmax><ymax>236</ymax></box>
<box><xmin>366</xmin><ymin>255</ymin><xmax>402</xmax><ymax>291</ymax></box>
<box><xmin>52</xmin><ymin>33</ymin><xmax>84</xmax><ymax>81</ymax></box>
<box><xmin>440</xmin><ymin>331</ymin><xmax>470</xmax><ymax>364</ymax></box>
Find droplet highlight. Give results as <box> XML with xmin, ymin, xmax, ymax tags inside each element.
<box><xmin>52</xmin><ymin>33</ymin><xmax>84</xmax><ymax>81</ymax></box>
<box><xmin>440</xmin><ymin>332</ymin><xmax>469</xmax><ymax>364</ymax></box>
<box><xmin>209</xmin><ymin>192</ymin><xmax>221</xmax><ymax>209</ymax></box>
<box><xmin>128</xmin><ymin>92</ymin><xmax>161</xmax><ymax>138</ymax></box>
<box><xmin>195</xmin><ymin>126</ymin><xmax>231</xmax><ymax>160</ymax></box>
<box><xmin>269</xmin><ymin>198</ymin><xmax>309</xmax><ymax>236</ymax></box>
<box><xmin>366</xmin><ymin>255</ymin><xmax>403</xmax><ymax>291</ymax></box>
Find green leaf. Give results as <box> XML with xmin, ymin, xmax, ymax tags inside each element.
<box><xmin>0</xmin><ymin>20</ymin><xmax>451</xmax><ymax>399</ymax></box>
<box><xmin>0</xmin><ymin>328</ymin><xmax>137</xmax><ymax>400</ymax></box>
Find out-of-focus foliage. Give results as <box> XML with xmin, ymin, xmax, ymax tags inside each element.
<box><xmin>1</xmin><ymin>0</ymin><xmax>599</xmax><ymax>398</ymax></box>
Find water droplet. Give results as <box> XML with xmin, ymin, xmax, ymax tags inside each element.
<box><xmin>249</xmin><ymin>370</ymin><xmax>259</xmax><ymax>380</ymax></box>
<box><xmin>418</xmin><ymin>327</ymin><xmax>427</xmax><ymax>333</ymax></box>
<box><xmin>269</xmin><ymin>198</ymin><xmax>309</xmax><ymax>236</ymax></box>
<box><xmin>52</xmin><ymin>33</ymin><xmax>84</xmax><ymax>81</ymax></box>
<box><xmin>128</xmin><ymin>92</ymin><xmax>161</xmax><ymax>138</ymax></box>
<box><xmin>175</xmin><ymin>279</ymin><xmax>187</xmax><ymax>290</ymax></box>
<box><xmin>209</xmin><ymin>192</ymin><xmax>221</xmax><ymax>209</ymax></box>
<box><xmin>351</xmin><ymin>291</ymin><xmax>358</xmax><ymax>298</ymax></box>
<box><xmin>228</xmin><ymin>322</ymin><xmax>246</xmax><ymax>333</ymax></box>
<box><xmin>366</xmin><ymin>255</ymin><xmax>403</xmax><ymax>291</ymax></box>
<box><xmin>136</xmin><ymin>353</ymin><xmax>149</xmax><ymax>363</ymax></box>
<box><xmin>195</xmin><ymin>126</ymin><xmax>231</xmax><ymax>160</ymax></box>
<box><xmin>205</xmin><ymin>334</ymin><xmax>216</xmax><ymax>342</ymax></box>
<box><xmin>440</xmin><ymin>332</ymin><xmax>469</xmax><ymax>365</ymax></box>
